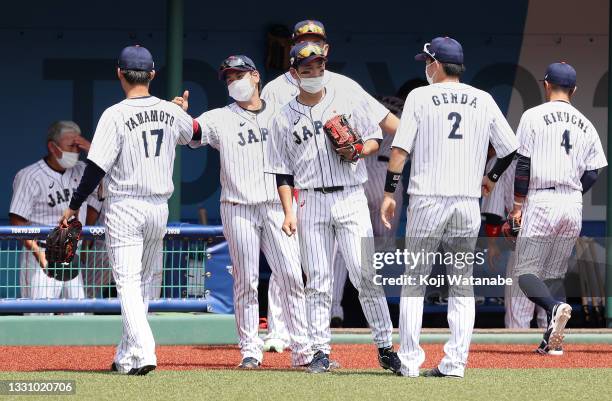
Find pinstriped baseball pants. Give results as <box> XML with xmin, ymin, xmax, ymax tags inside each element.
<box><xmin>297</xmin><ymin>185</ymin><xmax>393</xmax><ymax>354</ymax></box>
<box><xmin>221</xmin><ymin>202</ymin><xmax>312</xmax><ymax>366</ymax></box>
<box><xmin>399</xmin><ymin>195</ymin><xmax>479</xmax><ymax>377</ymax></box>
<box><xmin>105</xmin><ymin>198</ymin><xmax>168</xmax><ymax>373</ymax></box>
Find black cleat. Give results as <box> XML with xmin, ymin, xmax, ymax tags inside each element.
<box><xmin>422</xmin><ymin>367</ymin><xmax>462</xmax><ymax>378</ymax></box>
<box><xmin>307</xmin><ymin>351</ymin><xmax>331</xmax><ymax>374</ymax></box>
<box><xmin>238</xmin><ymin>357</ymin><xmax>261</xmax><ymax>369</ymax></box>
<box><xmin>110</xmin><ymin>362</ymin><xmax>118</xmax><ymax>372</ymax></box>
<box><xmin>378</xmin><ymin>346</ymin><xmax>401</xmax><ymax>374</ymax></box>
<box><xmin>127</xmin><ymin>365</ymin><xmax>156</xmax><ymax>376</ymax></box>
<box><xmin>330</xmin><ymin>317</ymin><xmax>343</xmax><ymax>328</ymax></box>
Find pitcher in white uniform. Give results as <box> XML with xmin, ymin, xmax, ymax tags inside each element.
<box><xmin>174</xmin><ymin>55</ymin><xmax>312</xmax><ymax>369</ymax></box>
<box><xmin>382</xmin><ymin>37</ymin><xmax>519</xmax><ymax>378</ymax></box>
<box><xmin>267</xmin><ymin>42</ymin><xmax>400</xmax><ymax>374</ymax></box>
<box><xmin>61</xmin><ymin>45</ymin><xmax>197</xmax><ymax>375</ymax></box>
<box><xmin>510</xmin><ymin>62</ymin><xmax>606</xmax><ymax>355</ymax></box>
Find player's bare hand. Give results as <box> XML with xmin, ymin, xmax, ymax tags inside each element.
<box><xmin>282</xmin><ymin>213</ymin><xmax>297</xmax><ymax>237</ymax></box>
<box><xmin>74</xmin><ymin>136</ymin><xmax>91</xmax><ymax>153</ymax></box>
<box><xmin>481</xmin><ymin>176</ymin><xmax>495</xmax><ymax>197</ymax></box>
<box><xmin>172</xmin><ymin>90</ymin><xmax>189</xmax><ymax>111</ymax></box>
<box><xmin>58</xmin><ymin>208</ymin><xmax>78</xmax><ymax>228</ymax></box>
<box><xmin>509</xmin><ymin>208</ymin><xmax>522</xmax><ymax>222</ymax></box>
<box><xmin>380</xmin><ymin>195</ymin><xmax>396</xmax><ymax>230</ymax></box>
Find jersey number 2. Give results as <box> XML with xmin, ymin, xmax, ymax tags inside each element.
<box><xmin>561</xmin><ymin>130</ymin><xmax>572</xmax><ymax>154</ymax></box>
<box><xmin>142</xmin><ymin>129</ymin><xmax>164</xmax><ymax>158</ymax></box>
<box><xmin>448</xmin><ymin>112</ymin><xmax>462</xmax><ymax>139</ymax></box>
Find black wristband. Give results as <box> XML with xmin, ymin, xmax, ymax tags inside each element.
<box><xmin>384</xmin><ymin>170</ymin><xmax>401</xmax><ymax>193</ymax></box>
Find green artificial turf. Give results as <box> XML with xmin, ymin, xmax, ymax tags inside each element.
<box><xmin>0</xmin><ymin>368</ymin><xmax>607</xmax><ymax>401</ymax></box>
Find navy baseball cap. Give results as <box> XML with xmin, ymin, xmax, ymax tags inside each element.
<box><xmin>290</xmin><ymin>42</ymin><xmax>327</xmax><ymax>67</ymax></box>
<box><xmin>218</xmin><ymin>55</ymin><xmax>257</xmax><ymax>80</ymax></box>
<box><xmin>118</xmin><ymin>45</ymin><xmax>154</xmax><ymax>72</ymax></box>
<box><xmin>292</xmin><ymin>20</ymin><xmax>326</xmax><ymax>41</ymax></box>
<box><xmin>542</xmin><ymin>62</ymin><xmax>576</xmax><ymax>88</ymax></box>
<box><xmin>415</xmin><ymin>37</ymin><xmax>464</xmax><ymax>64</ymax></box>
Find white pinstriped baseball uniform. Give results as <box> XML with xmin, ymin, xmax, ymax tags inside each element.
<box><xmin>266</xmin><ymin>85</ymin><xmax>393</xmax><ymax>354</ymax></box>
<box><xmin>87</xmin><ymin>96</ymin><xmax>194</xmax><ymax>373</ymax></box>
<box><xmin>513</xmin><ymin>101</ymin><xmax>607</xmax><ymax>282</ymax></box>
<box><xmin>393</xmin><ymin>82</ymin><xmax>518</xmax><ymax>377</ymax></box>
<box><xmin>190</xmin><ymin>101</ymin><xmax>312</xmax><ymax>366</ymax></box>
<box><xmin>10</xmin><ymin>160</ymin><xmax>100</xmax><ymax>307</ymax></box>
<box><xmin>481</xmin><ymin>157</ymin><xmax>547</xmax><ymax>329</ymax></box>
<box><xmin>262</xmin><ymin>69</ymin><xmax>390</xmax><ymax>340</ymax></box>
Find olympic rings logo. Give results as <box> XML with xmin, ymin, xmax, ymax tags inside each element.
<box><xmin>88</xmin><ymin>227</ymin><xmax>106</xmax><ymax>236</ymax></box>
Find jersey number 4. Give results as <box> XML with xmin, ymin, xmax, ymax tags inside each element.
<box><xmin>561</xmin><ymin>130</ymin><xmax>572</xmax><ymax>154</ymax></box>
<box><xmin>448</xmin><ymin>112</ymin><xmax>462</xmax><ymax>139</ymax></box>
<box><xmin>142</xmin><ymin>129</ymin><xmax>164</xmax><ymax>158</ymax></box>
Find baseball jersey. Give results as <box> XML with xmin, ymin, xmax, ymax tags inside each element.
<box><xmin>191</xmin><ymin>101</ymin><xmax>280</xmax><ymax>204</ymax></box>
<box><xmin>517</xmin><ymin>101</ymin><xmax>607</xmax><ymax>193</ymax></box>
<box><xmin>10</xmin><ymin>160</ymin><xmax>101</xmax><ymax>225</ymax></box>
<box><xmin>392</xmin><ymin>82</ymin><xmax>519</xmax><ymax>198</ymax></box>
<box><xmin>262</xmin><ymin>70</ymin><xmax>389</xmax><ymax>122</ymax></box>
<box><xmin>87</xmin><ymin>96</ymin><xmax>194</xmax><ymax>201</ymax></box>
<box><xmin>266</xmin><ymin>85</ymin><xmax>381</xmax><ymax>189</ymax></box>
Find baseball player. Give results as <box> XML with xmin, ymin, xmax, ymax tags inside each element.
<box><xmin>60</xmin><ymin>45</ymin><xmax>198</xmax><ymax>375</ymax></box>
<box><xmin>174</xmin><ymin>55</ymin><xmax>313</xmax><ymax>369</ymax></box>
<box><xmin>331</xmin><ymin>96</ymin><xmax>406</xmax><ymax>327</ymax></box>
<box><xmin>481</xmin><ymin>154</ymin><xmax>547</xmax><ymax>329</ymax></box>
<box><xmin>262</xmin><ymin>19</ymin><xmax>399</xmax><ymax>350</ymax></box>
<box><xmin>266</xmin><ymin>42</ymin><xmax>400</xmax><ymax>374</ymax></box>
<box><xmin>381</xmin><ymin>37</ymin><xmax>519</xmax><ymax>378</ymax></box>
<box><xmin>510</xmin><ymin>62</ymin><xmax>606</xmax><ymax>355</ymax></box>
<box><xmin>9</xmin><ymin>121</ymin><xmax>100</xmax><ymax>313</ymax></box>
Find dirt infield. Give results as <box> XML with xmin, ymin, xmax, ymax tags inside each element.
<box><xmin>1</xmin><ymin>344</ymin><xmax>611</xmax><ymax>371</ymax></box>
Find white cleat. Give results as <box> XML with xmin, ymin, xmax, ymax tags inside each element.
<box><xmin>547</xmin><ymin>347</ymin><xmax>564</xmax><ymax>356</ymax></box>
<box><xmin>548</xmin><ymin>303</ymin><xmax>572</xmax><ymax>350</ymax></box>
<box><xmin>263</xmin><ymin>338</ymin><xmax>286</xmax><ymax>353</ymax></box>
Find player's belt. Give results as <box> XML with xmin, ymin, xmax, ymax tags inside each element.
<box><xmin>312</xmin><ymin>186</ymin><xmax>344</xmax><ymax>194</ymax></box>
<box><xmin>377</xmin><ymin>156</ymin><xmax>390</xmax><ymax>162</ymax></box>
<box><xmin>535</xmin><ymin>187</ymin><xmax>555</xmax><ymax>191</ymax></box>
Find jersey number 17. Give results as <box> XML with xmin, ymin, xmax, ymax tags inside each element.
<box><xmin>142</xmin><ymin>129</ymin><xmax>164</xmax><ymax>158</ymax></box>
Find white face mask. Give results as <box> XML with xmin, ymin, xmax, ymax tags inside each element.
<box><xmin>425</xmin><ymin>61</ymin><xmax>438</xmax><ymax>85</ymax></box>
<box><xmin>54</xmin><ymin>145</ymin><xmax>79</xmax><ymax>169</ymax></box>
<box><xmin>298</xmin><ymin>75</ymin><xmax>324</xmax><ymax>94</ymax></box>
<box><xmin>228</xmin><ymin>75</ymin><xmax>255</xmax><ymax>101</ymax></box>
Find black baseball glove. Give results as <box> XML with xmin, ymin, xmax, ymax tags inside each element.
<box><xmin>44</xmin><ymin>219</ymin><xmax>82</xmax><ymax>281</ymax></box>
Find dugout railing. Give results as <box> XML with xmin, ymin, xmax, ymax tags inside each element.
<box><xmin>0</xmin><ymin>225</ymin><xmax>235</xmax><ymax>314</ymax></box>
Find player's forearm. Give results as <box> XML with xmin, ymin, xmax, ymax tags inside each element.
<box><xmin>486</xmin><ymin>150</ymin><xmax>517</xmax><ymax>182</ymax></box>
<box><xmin>9</xmin><ymin>214</ymin><xmax>44</xmax><ymax>261</ymax></box>
<box><xmin>513</xmin><ymin>153</ymin><xmax>530</xmax><ymax>210</ymax></box>
<box><xmin>384</xmin><ymin>147</ymin><xmax>408</xmax><ymax>196</ymax></box>
<box><xmin>580</xmin><ymin>169</ymin><xmax>599</xmax><ymax>194</ymax></box>
<box><xmin>69</xmin><ymin>160</ymin><xmax>106</xmax><ymax>211</ymax></box>
<box><xmin>379</xmin><ymin>112</ymin><xmax>400</xmax><ymax>135</ymax></box>
<box><xmin>277</xmin><ymin>183</ymin><xmax>294</xmax><ymax>216</ymax></box>
<box><xmin>360</xmin><ymin>139</ymin><xmax>381</xmax><ymax>157</ymax></box>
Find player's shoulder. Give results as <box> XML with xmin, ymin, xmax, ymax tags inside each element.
<box><xmin>263</xmin><ymin>72</ymin><xmax>295</xmax><ymax>92</ymax></box>
<box><xmin>14</xmin><ymin>159</ymin><xmax>47</xmax><ymax>182</ymax></box>
<box><xmin>326</xmin><ymin>70</ymin><xmax>362</xmax><ymax>90</ymax></box>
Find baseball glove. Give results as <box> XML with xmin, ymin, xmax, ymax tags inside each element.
<box><xmin>323</xmin><ymin>115</ymin><xmax>363</xmax><ymax>163</ymax></box>
<box><xmin>501</xmin><ymin>214</ymin><xmax>521</xmax><ymax>239</ymax></box>
<box><xmin>44</xmin><ymin>218</ymin><xmax>82</xmax><ymax>281</ymax></box>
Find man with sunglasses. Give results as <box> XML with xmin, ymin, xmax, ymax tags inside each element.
<box><xmin>261</xmin><ymin>18</ymin><xmax>401</xmax><ymax>353</ymax></box>
<box><xmin>173</xmin><ymin>55</ymin><xmax>313</xmax><ymax>370</ymax></box>
<box><xmin>266</xmin><ymin>42</ymin><xmax>400</xmax><ymax>374</ymax></box>
<box><xmin>381</xmin><ymin>37</ymin><xmax>519</xmax><ymax>378</ymax></box>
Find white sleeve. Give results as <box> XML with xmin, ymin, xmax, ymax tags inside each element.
<box><xmin>351</xmin><ymin>97</ymin><xmax>382</xmax><ymax>142</ymax></box>
<box><xmin>391</xmin><ymin>91</ymin><xmax>419</xmax><ymax>153</ymax></box>
<box><xmin>585</xmin><ymin>129</ymin><xmax>608</xmax><ymax>171</ymax></box>
<box><xmin>172</xmin><ymin>103</ymin><xmax>195</xmax><ymax>146</ymax></box>
<box><xmin>344</xmin><ymin>78</ymin><xmax>389</xmax><ymax>123</ymax></box>
<box><xmin>9</xmin><ymin>169</ymin><xmax>38</xmax><ymax>220</ymax></box>
<box><xmin>86</xmin><ymin>191</ymin><xmax>102</xmax><ymax>213</ymax></box>
<box><xmin>265</xmin><ymin>114</ymin><xmax>293</xmax><ymax>175</ymax></box>
<box><xmin>515</xmin><ymin>113</ymin><xmax>534</xmax><ymax>158</ymax></box>
<box><xmin>488</xmin><ymin>95</ymin><xmax>518</xmax><ymax>158</ymax></box>
<box><xmin>193</xmin><ymin>111</ymin><xmax>220</xmax><ymax>150</ymax></box>
<box><xmin>87</xmin><ymin>108</ymin><xmax>122</xmax><ymax>173</ymax></box>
